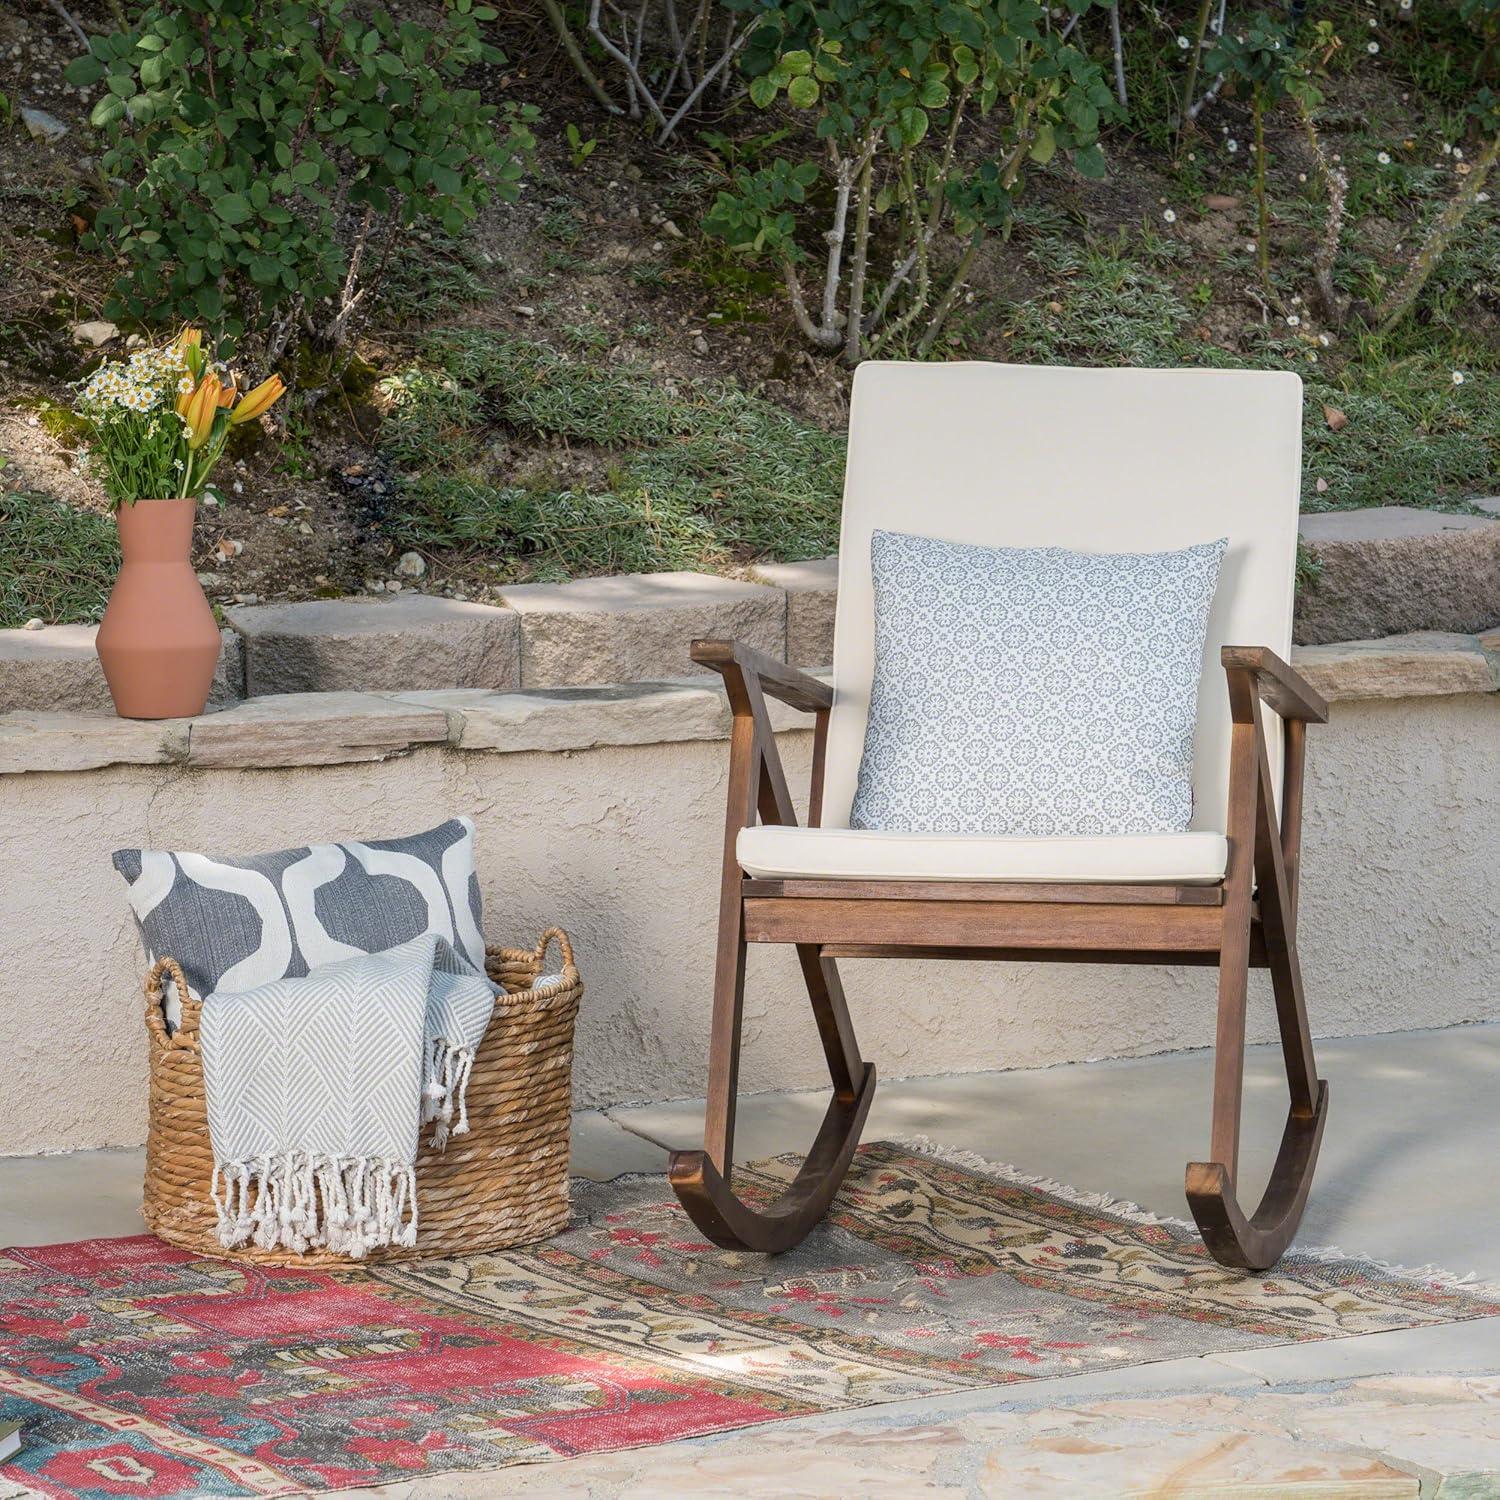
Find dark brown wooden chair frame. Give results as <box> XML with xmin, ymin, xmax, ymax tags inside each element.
<box><xmin>669</xmin><ymin>637</ymin><xmax>1331</xmax><ymax>1270</ymax></box>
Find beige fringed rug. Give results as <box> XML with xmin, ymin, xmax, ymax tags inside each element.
<box><xmin>3</xmin><ymin>1141</ymin><xmax>1497</xmax><ymax>1495</ymax></box>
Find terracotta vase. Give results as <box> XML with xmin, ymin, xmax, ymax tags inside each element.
<box><xmin>96</xmin><ymin>497</ymin><xmax>221</xmax><ymax>720</ymax></box>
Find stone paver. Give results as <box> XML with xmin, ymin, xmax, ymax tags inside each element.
<box><xmin>749</xmin><ymin>555</ymin><xmax>839</xmax><ymax>668</ymax></box>
<box><xmin>497</xmin><ymin>571</ymin><xmax>785</xmax><ymax>687</ymax></box>
<box><xmin>321</xmin><ymin>1372</ymin><xmax>1500</xmax><ymax>1496</ymax></box>
<box><xmin>183</xmin><ymin>690</ymin><xmax>449</xmax><ymax>768</ymax></box>
<box><xmin>0</xmin><ymin>623</ymin><xmax>243</xmax><ymax>713</ymax></box>
<box><xmin>1296</xmin><ymin>507</ymin><xmax>1500</xmax><ymax>645</ymax></box>
<box><xmin>225</xmin><ymin>595</ymin><xmax>520</xmax><ymax>696</ymax></box>
<box><xmin>0</xmin><ymin>709</ymin><xmax>188</xmax><ymax>774</ymax></box>
<box><xmin>1295</xmin><ymin>631</ymin><xmax>1499</xmax><ymax>701</ymax></box>
<box><xmin>402</xmin><ymin>680</ymin><xmax>732</xmax><ymax>754</ymax></box>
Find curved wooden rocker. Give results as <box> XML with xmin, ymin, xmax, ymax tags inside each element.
<box><xmin>1184</xmin><ymin>650</ymin><xmax>1331</xmax><ymax>1269</ymax></box>
<box><xmin>670</xmin><ymin>639</ymin><xmax>1330</xmax><ymax>1269</ymax></box>
<box><xmin>667</xmin><ymin>642</ymin><xmax>878</xmax><ymax>1252</ymax></box>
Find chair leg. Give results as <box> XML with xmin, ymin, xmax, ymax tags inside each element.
<box><xmin>1186</xmin><ymin>714</ymin><xmax>1329</xmax><ymax>1271</ymax></box>
<box><xmin>669</xmin><ymin>933</ymin><xmax>876</xmax><ymax>1254</ymax></box>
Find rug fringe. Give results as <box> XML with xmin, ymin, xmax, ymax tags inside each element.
<box><xmin>886</xmin><ymin>1133</ymin><xmax>1500</xmax><ymax>1298</ymax></box>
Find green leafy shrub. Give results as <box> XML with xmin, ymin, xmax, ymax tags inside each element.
<box><xmin>1203</xmin><ymin>13</ymin><xmax>1305</xmax><ymax>285</ymax></box>
<box><xmin>704</xmin><ymin>0</ymin><xmax>1117</xmax><ymax>361</ymax></box>
<box><xmin>65</xmin><ymin>0</ymin><xmax>533</xmax><ymax>368</ymax></box>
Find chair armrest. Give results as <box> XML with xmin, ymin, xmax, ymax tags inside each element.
<box><xmin>1222</xmin><ymin>646</ymin><xmax>1329</xmax><ymax>724</ymax></box>
<box><xmin>691</xmin><ymin>639</ymin><xmax>834</xmax><ymax>715</ymax></box>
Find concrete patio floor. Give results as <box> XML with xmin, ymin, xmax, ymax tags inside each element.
<box><xmin>4</xmin><ymin>1022</ymin><xmax>1499</xmax><ymax>1496</ymax></box>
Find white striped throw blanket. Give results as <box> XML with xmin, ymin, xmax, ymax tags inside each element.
<box><xmin>200</xmin><ymin>933</ymin><xmax>497</xmax><ymax>1258</ymax></box>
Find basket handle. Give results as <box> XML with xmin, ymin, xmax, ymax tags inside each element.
<box><xmin>143</xmin><ymin>957</ymin><xmax>199</xmax><ymax>1048</ymax></box>
<box><xmin>535</xmin><ymin>927</ymin><xmax>577</xmax><ymax>980</ymax></box>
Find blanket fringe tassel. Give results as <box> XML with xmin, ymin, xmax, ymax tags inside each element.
<box><xmin>422</xmin><ymin>1039</ymin><xmax>474</xmax><ymax>1150</ymax></box>
<box><xmin>211</xmin><ymin>1153</ymin><xmax>418</xmax><ymax>1259</ymax></box>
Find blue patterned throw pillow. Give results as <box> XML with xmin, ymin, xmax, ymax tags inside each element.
<box><xmin>850</xmin><ymin>530</ymin><xmax>1228</xmax><ymax>837</ymax></box>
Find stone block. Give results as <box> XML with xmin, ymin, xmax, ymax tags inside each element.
<box><xmin>225</xmin><ymin>595</ymin><xmax>519</xmax><ymax>696</ymax></box>
<box><xmin>749</xmin><ymin>555</ymin><xmax>838</xmax><ymax>668</ymax></box>
<box><xmin>0</xmin><ymin>711</ymin><xmax>188</xmax><ymax>775</ymax></box>
<box><xmin>185</xmin><ymin>691</ymin><xmax>449</xmax><ymax>769</ymax></box>
<box><xmin>1296</xmin><ymin>507</ymin><xmax>1500</xmax><ymax>645</ymax></box>
<box><xmin>402</xmin><ymin>681</ymin><xmax>731</xmax><ymax>755</ymax></box>
<box><xmin>1292</xmin><ymin>633</ymin><xmax>1498</xmax><ymax>702</ymax></box>
<box><xmin>0</xmin><ymin>624</ymin><xmax>242</xmax><ymax>713</ymax></box>
<box><xmin>497</xmin><ymin>571</ymin><xmax>785</xmax><ymax>688</ymax></box>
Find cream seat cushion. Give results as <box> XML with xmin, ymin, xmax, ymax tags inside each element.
<box><xmin>737</xmin><ymin>825</ymin><xmax>1229</xmax><ymax>885</ymax></box>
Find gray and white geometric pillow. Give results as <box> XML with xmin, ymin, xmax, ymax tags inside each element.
<box><xmin>113</xmin><ymin>817</ymin><xmax>487</xmax><ymax>1025</ymax></box>
<box><xmin>850</xmin><ymin>530</ymin><xmax>1227</xmax><ymax>837</ymax></box>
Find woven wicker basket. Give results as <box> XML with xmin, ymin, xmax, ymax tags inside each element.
<box><xmin>142</xmin><ymin>929</ymin><xmax>582</xmax><ymax>1264</ymax></box>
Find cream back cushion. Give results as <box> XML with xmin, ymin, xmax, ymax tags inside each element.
<box><xmin>824</xmin><ymin>363</ymin><xmax>1302</xmax><ymax>836</ymax></box>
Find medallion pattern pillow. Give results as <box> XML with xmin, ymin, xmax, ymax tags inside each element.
<box><xmin>113</xmin><ymin>818</ymin><xmax>487</xmax><ymax>1021</ymax></box>
<box><xmin>850</xmin><ymin>530</ymin><xmax>1227</xmax><ymax>837</ymax></box>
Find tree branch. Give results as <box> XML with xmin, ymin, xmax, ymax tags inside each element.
<box><xmin>44</xmin><ymin>0</ymin><xmax>88</xmax><ymax>51</ymax></box>
<box><xmin>540</xmin><ymin>0</ymin><xmax>621</xmax><ymax>115</ymax></box>
<box><xmin>1377</xmin><ymin>131</ymin><xmax>1500</xmax><ymax>335</ymax></box>
<box><xmin>781</xmin><ymin>258</ymin><xmax>842</xmax><ymax>349</ymax></box>
<box><xmin>844</xmin><ymin>151</ymin><xmax>874</xmax><ymax>364</ymax></box>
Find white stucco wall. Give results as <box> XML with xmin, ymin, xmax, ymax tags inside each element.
<box><xmin>1</xmin><ymin>689</ymin><xmax>1496</xmax><ymax>1156</ymax></box>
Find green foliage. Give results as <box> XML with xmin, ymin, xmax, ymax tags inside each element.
<box><xmin>705</xmin><ymin>0</ymin><xmax>1117</xmax><ymax>359</ymax></box>
<box><xmin>0</xmin><ymin>491</ymin><xmax>119</xmax><ymax>628</ymax></box>
<box><xmin>1203</xmin><ymin>13</ymin><xmax>1301</xmax><ymax>104</ymax></box>
<box><xmin>379</xmin><ymin>334</ymin><xmax>844</xmax><ymax>576</ymax></box>
<box><xmin>66</xmin><ymin>0</ymin><xmax>533</xmax><ymax>357</ymax></box>
<box><xmin>1302</xmin><ymin>341</ymin><xmax>1499</xmax><ymax>509</ymax></box>
<box><xmin>995</xmin><ymin>232</ymin><xmax>1496</xmax><ymax>511</ymax></box>
<box><xmin>1002</xmin><ymin>238</ymin><xmax>1193</xmax><ymax>365</ymax></box>
<box><xmin>565</xmin><ymin>122</ymin><xmax>598</xmax><ymax>169</ymax></box>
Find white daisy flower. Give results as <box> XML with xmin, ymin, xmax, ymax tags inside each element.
<box><xmin>1367</xmin><ymin>40</ymin><xmax>1379</xmax><ymax>52</ymax></box>
<box><xmin>1246</xmin><ymin>240</ymin><xmax>1257</xmax><ymax>252</ymax></box>
<box><xmin>1227</xmin><ymin>139</ymin><xmax>1239</xmax><ymax>152</ymax></box>
<box><xmin>1453</xmin><ymin>148</ymin><xmax>1464</xmax><ymax>160</ymax></box>
<box><xmin>1318</xmin><ymin>333</ymin><xmax>1331</xmax><ymax>346</ymax></box>
<box><xmin>1177</xmin><ymin>34</ymin><xmax>1191</xmax><ymax>48</ymax></box>
<box><xmin>1452</xmin><ymin>371</ymin><xmax>1466</xmax><ymax>385</ymax></box>
<box><xmin>1163</xmin><ymin>208</ymin><xmax>1178</xmax><ymax>223</ymax></box>
<box><xmin>1377</xmin><ymin>151</ymin><xmax>1391</xmax><ymax>164</ymax></box>
<box><xmin>1287</xmin><ymin>314</ymin><xmax>1301</xmax><ymax>326</ymax></box>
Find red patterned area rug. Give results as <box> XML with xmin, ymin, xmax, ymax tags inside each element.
<box><xmin>3</xmin><ymin>1141</ymin><xmax>1497</xmax><ymax>1498</ymax></box>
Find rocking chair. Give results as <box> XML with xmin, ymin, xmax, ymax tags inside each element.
<box><xmin>670</xmin><ymin>362</ymin><xmax>1329</xmax><ymax>1271</ymax></box>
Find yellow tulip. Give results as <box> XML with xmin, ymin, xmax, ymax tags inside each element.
<box><xmin>173</xmin><ymin>326</ymin><xmax>202</xmax><ymax>353</ymax></box>
<box><xmin>228</xmin><ymin>374</ymin><xmax>286</xmax><ymax>425</ymax></box>
<box><xmin>217</xmin><ymin>381</ymin><xmax>238</xmax><ymax>408</ymax></box>
<box><xmin>183</xmin><ymin>372</ymin><xmax>222</xmax><ymax>451</ymax></box>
